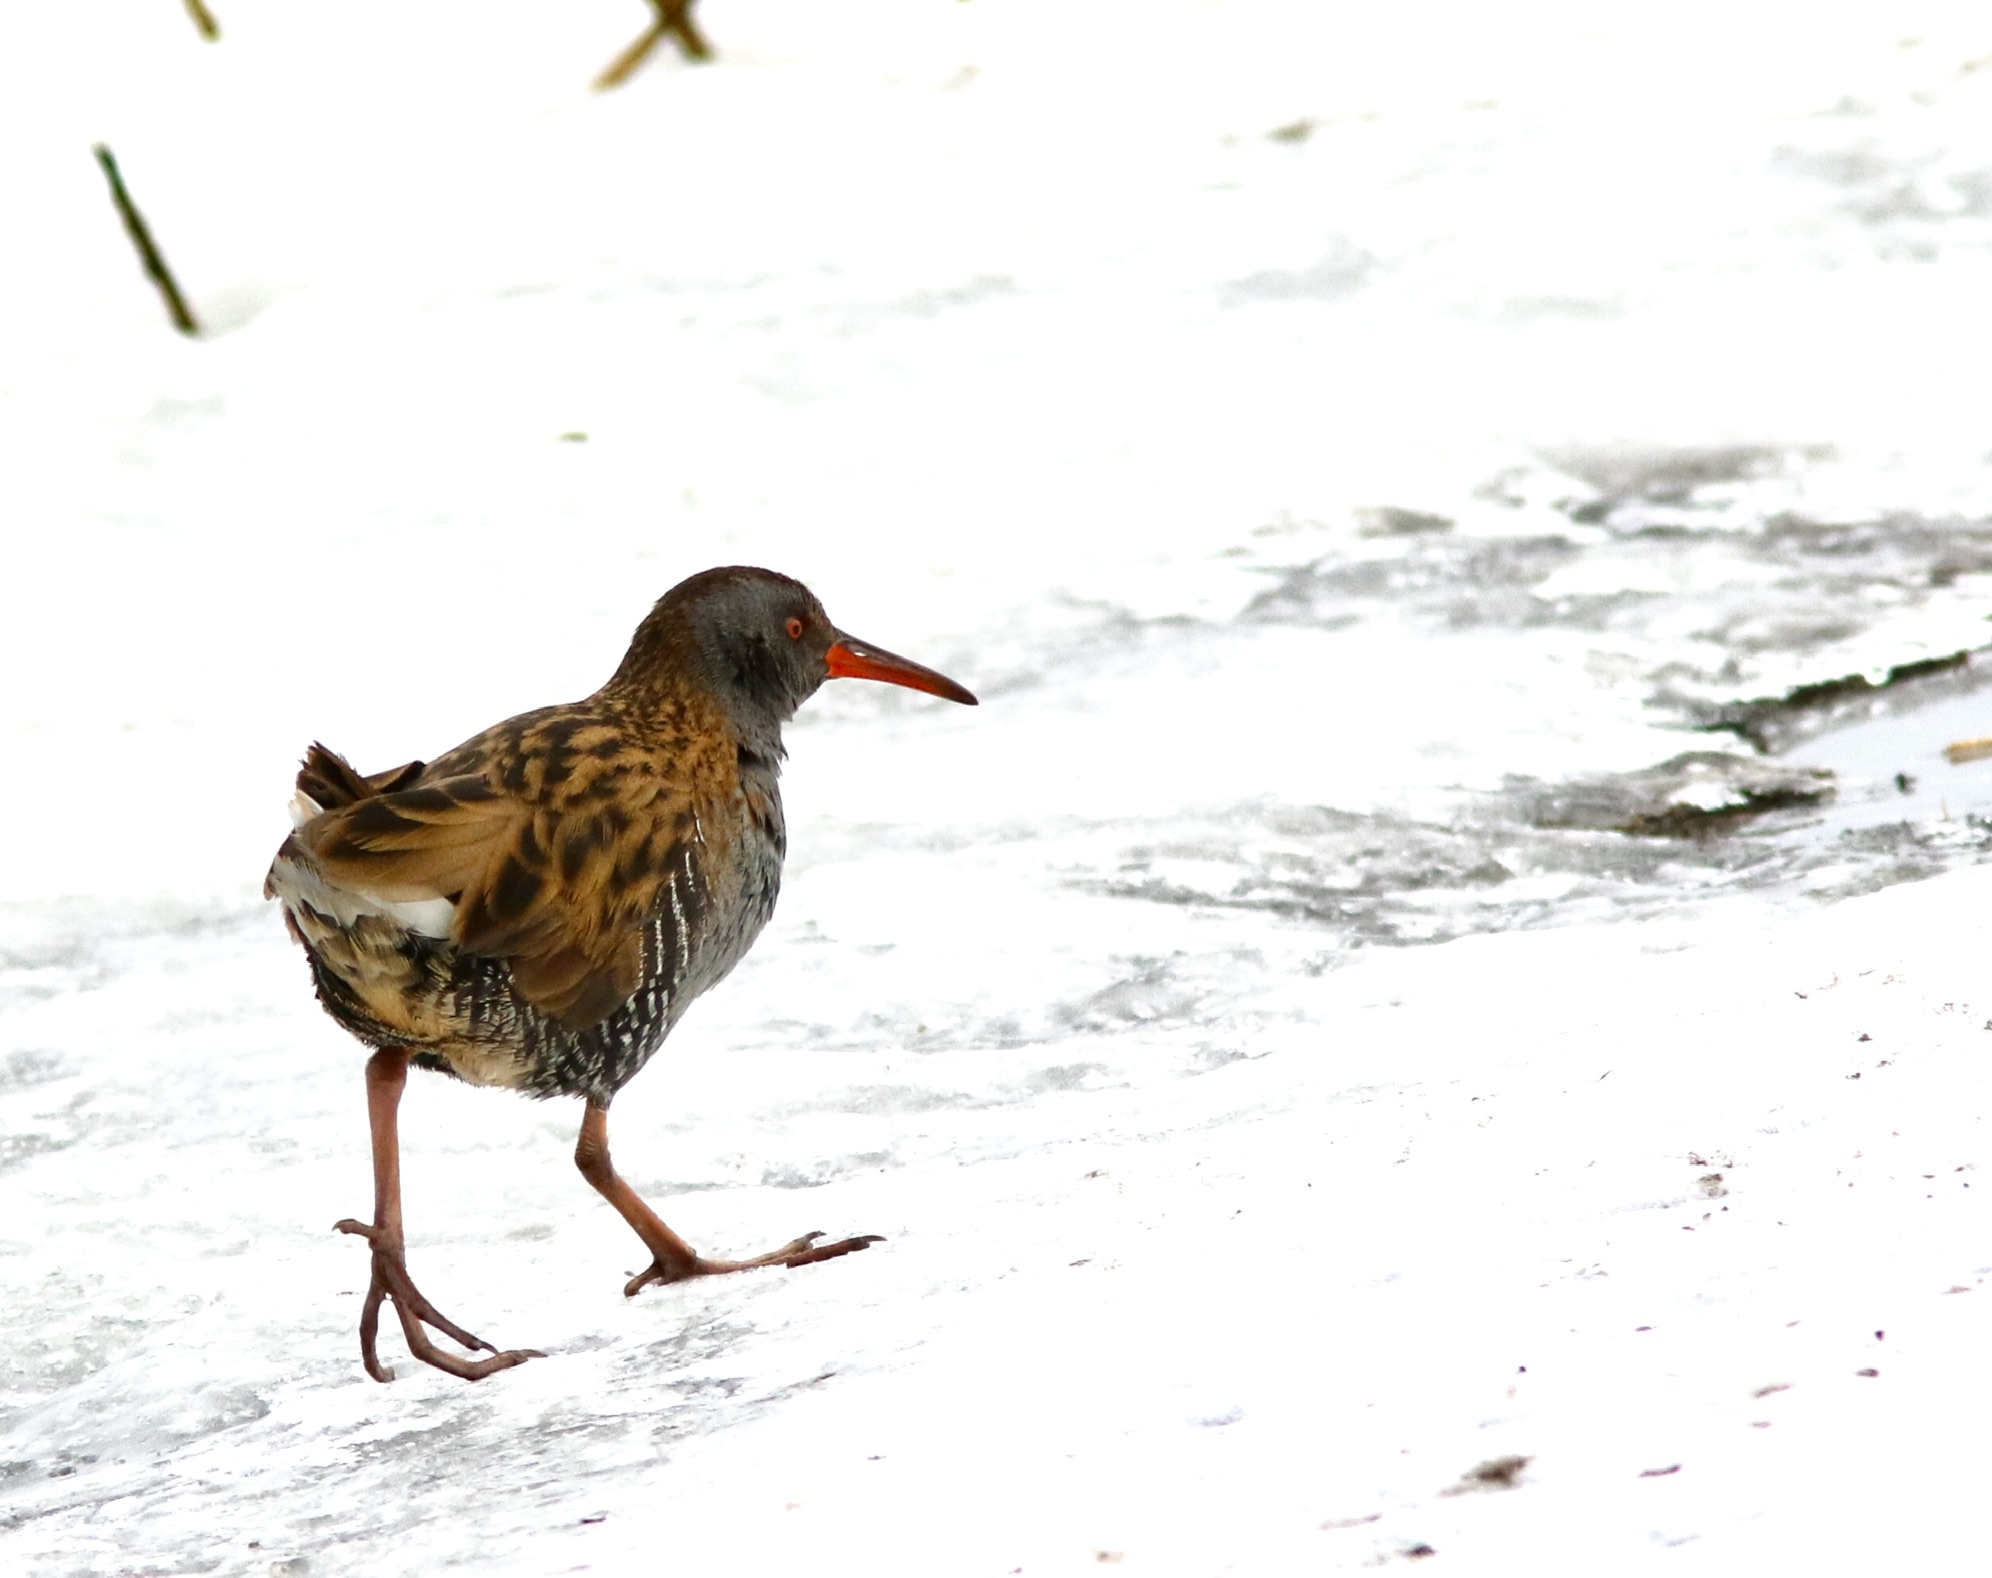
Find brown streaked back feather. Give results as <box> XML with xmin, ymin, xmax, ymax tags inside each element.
<box><xmin>306</xmin><ymin>776</ymin><xmax>524</xmax><ymax>902</ymax></box>
<box><xmin>294</xmin><ymin>700</ymin><xmax>736</xmax><ymax>1033</ymax></box>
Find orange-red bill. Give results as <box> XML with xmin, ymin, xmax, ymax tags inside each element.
<box><xmin>825</xmin><ymin>637</ymin><xmax>978</xmax><ymax>705</ymax></box>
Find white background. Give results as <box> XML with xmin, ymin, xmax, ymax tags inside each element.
<box><xmin>5</xmin><ymin>3</ymin><xmax>1992</xmax><ymax>1572</ymax></box>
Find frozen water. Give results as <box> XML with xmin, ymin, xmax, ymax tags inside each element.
<box><xmin>6</xmin><ymin>2</ymin><xmax>1992</xmax><ymax>1573</ymax></box>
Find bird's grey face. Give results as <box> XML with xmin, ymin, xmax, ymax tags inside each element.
<box><xmin>696</xmin><ymin>568</ymin><xmax>977</xmax><ymax>722</ymax></box>
<box><xmin>693</xmin><ymin>571</ymin><xmax>837</xmax><ymax>721</ymax></box>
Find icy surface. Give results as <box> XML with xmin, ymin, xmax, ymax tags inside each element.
<box><xmin>6</xmin><ymin>3</ymin><xmax>1992</xmax><ymax>1573</ymax></box>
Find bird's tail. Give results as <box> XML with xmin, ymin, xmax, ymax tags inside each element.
<box><xmin>266</xmin><ymin>743</ymin><xmax>430</xmax><ymax>910</ymax></box>
<box><xmin>266</xmin><ymin>744</ymin><xmax>455</xmax><ymax>946</ymax></box>
<box><xmin>295</xmin><ymin>742</ymin><xmax>425</xmax><ymax>813</ymax></box>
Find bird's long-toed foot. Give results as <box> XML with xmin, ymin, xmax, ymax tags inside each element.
<box><xmin>335</xmin><ymin>1219</ymin><xmax>545</xmax><ymax>1382</ymax></box>
<box><xmin>623</xmin><ymin>1230</ymin><xmax>885</xmax><ymax>1298</ymax></box>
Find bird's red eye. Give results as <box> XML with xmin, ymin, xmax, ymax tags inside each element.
<box><xmin>786</xmin><ymin>617</ymin><xmax>804</xmax><ymax>640</ymax></box>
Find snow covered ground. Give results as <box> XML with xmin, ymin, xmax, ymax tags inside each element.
<box><xmin>6</xmin><ymin>2</ymin><xmax>1992</xmax><ymax>1571</ymax></box>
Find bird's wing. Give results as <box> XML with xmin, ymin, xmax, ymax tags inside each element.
<box><xmin>296</xmin><ymin>751</ymin><xmax>716</xmax><ymax>1032</ymax></box>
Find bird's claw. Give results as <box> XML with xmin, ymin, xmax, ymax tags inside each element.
<box><xmin>622</xmin><ymin>1230</ymin><xmax>885</xmax><ymax>1297</ymax></box>
<box><xmin>336</xmin><ymin>1218</ymin><xmax>542</xmax><ymax>1381</ymax></box>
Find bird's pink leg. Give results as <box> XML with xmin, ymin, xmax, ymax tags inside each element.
<box><xmin>333</xmin><ymin>1047</ymin><xmax>543</xmax><ymax>1381</ymax></box>
<box><xmin>575</xmin><ymin>1102</ymin><xmax>882</xmax><ymax>1297</ymax></box>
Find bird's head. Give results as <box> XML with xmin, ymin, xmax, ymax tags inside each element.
<box><xmin>614</xmin><ymin>566</ymin><xmax>977</xmax><ymax>732</ymax></box>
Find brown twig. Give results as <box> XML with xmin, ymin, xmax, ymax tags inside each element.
<box><xmin>594</xmin><ymin>0</ymin><xmax>712</xmax><ymax>91</ymax></box>
<box><xmin>93</xmin><ymin>145</ymin><xmax>200</xmax><ymax>337</ymax></box>
<box><xmin>182</xmin><ymin>0</ymin><xmax>220</xmax><ymax>40</ymax></box>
